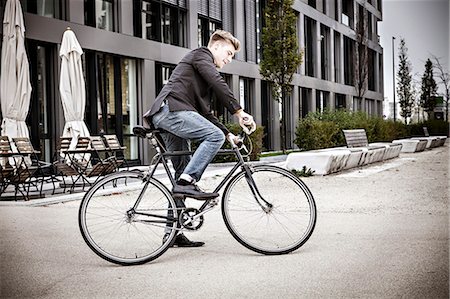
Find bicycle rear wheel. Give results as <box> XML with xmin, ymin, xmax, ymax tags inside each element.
<box><xmin>79</xmin><ymin>171</ymin><xmax>178</xmax><ymax>265</ymax></box>
<box><xmin>221</xmin><ymin>165</ymin><xmax>316</xmax><ymax>255</ymax></box>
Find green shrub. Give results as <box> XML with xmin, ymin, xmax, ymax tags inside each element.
<box><xmin>294</xmin><ymin>110</ymin><xmax>412</xmax><ymax>150</ymax></box>
<box><xmin>295</xmin><ymin>117</ymin><xmax>341</xmax><ymax>150</ymax></box>
<box><xmin>408</xmin><ymin>120</ymin><xmax>449</xmax><ymax>137</ymax></box>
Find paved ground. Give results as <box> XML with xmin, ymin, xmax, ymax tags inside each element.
<box><xmin>0</xmin><ymin>144</ymin><xmax>448</xmax><ymax>298</ymax></box>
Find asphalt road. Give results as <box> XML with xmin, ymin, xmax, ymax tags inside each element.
<box><xmin>1</xmin><ymin>144</ymin><xmax>448</xmax><ymax>298</ymax></box>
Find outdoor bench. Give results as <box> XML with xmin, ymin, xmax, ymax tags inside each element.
<box><xmin>392</xmin><ymin>139</ymin><xmax>427</xmax><ymax>153</ymax></box>
<box><xmin>285</xmin><ymin>129</ymin><xmax>403</xmax><ymax>176</ymax></box>
<box><xmin>423</xmin><ymin>127</ymin><xmax>447</xmax><ymax>146</ymax></box>
<box><xmin>411</xmin><ymin>137</ymin><xmax>442</xmax><ymax>149</ymax></box>
<box><xmin>342</xmin><ymin>129</ymin><xmax>401</xmax><ymax>163</ymax></box>
<box><xmin>285</xmin><ymin>148</ymin><xmax>351</xmax><ymax>175</ymax></box>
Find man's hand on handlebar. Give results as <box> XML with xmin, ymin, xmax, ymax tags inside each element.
<box><xmin>227</xmin><ymin>132</ymin><xmax>250</xmax><ymax>154</ymax></box>
<box><xmin>234</xmin><ymin>110</ymin><xmax>256</xmax><ymax>135</ymax></box>
<box><xmin>227</xmin><ymin>133</ymin><xmax>241</xmax><ymax>148</ymax></box>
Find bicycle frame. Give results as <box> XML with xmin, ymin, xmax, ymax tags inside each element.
<box><xmin>79</xmin><ymin>128</ymin><xmax>317</xmax><ymax>264</ymax></box>
<box><xmin>131</xmin><ymin>132</ymin><xmax>270</xmax><ymax>217</ymax></box>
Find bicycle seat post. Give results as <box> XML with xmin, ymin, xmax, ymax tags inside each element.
<box><xmin>148</xmin><ymin>133</ymin><xmax>161</xmax><ymax>153</ymax></box>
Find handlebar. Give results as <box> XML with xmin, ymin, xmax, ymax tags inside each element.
<box><xmin>228</xmin><ymin>131</ymin><xmax>251</xmax><ymax>155</ymax></box>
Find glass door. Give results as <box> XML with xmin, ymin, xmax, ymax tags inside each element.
<box><xmin>85</xmin><ymin>52</ymin><xmax>139</xmax><ymax>163</ymax></box>
<box><xmin>27</xmin><ymin>41</ymin><xmax>56</xmax><ymax>162</ymax></box>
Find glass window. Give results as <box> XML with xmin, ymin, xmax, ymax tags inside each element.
<box><xmin>96</xmin><ymin>54</ymin><xmax>115</xmax><ymax>134</ymax></box>
<box><xmin>368</xmin><ymin>49</ymin><xmax>376</xmax><ymax>91</ymax></box>
<box><xmin>85</xmin><ymin>0</ymin><xmax>115</xmax><ymax>32</ymax></box>
<box><xmin>140</xmin><ymin>0</ymin><xmax>187</xmax><ymax>47</ymax></box>
<box><xmin>239</xmin><ymin>77</ymin><xmax>254</xmax><ymax>115</ymax></box>
<box><xmin>300</xmin><ymin>87</ymin><xmax>312</xmax><ymax>118</ymax></box>
<box><xmin>22</xmin><ymin>0</ymin><xmax>61</xmax><ymax>19</ymax></box>
<box><xmin>334</xmin><ymin>0</ymin><xmax>339</xmax><ymax>21</ymax></box>
<box><xmin>304</xmin><ymin>16</ymin><xmax>316</xmax><ymax>77</ymax></box>
<box><xmin>366</xmin><ymin>99</ymin><xmax>375</xmax><ymax>115</ymax></box>
<box><xmin>343</xmin><ymin>35</ymin><xmax>354</xmax><ymax>86</ymax></box>
<box><xmin>342</xmin><ymin>0</ymin><xmax>354</xmax><ymax>28</ymax></box>
<box><xmin>316</xmin><ymin>90</ymin><xmax>329</xmax><ymax>112</ymax></box>
<box><xmin>320</xmin><ymin>24</ymin><xmax>330</xmax><ymax>80</ymax></box>
<box><xmin>155</xmin><ymin>62</ymin><xmax>176</xmax><ymax>94</ymax></box>
<box><xmin>334</xmin><ymin>31</ymin><xmax>341</xmax><ymax>83</ymax></box>
<box><xmin>197</xmin><ymin>0</ymin><xmax>223</xmax><ymax>47</ymax></box>
<box><xmin>27</xmin><ymin>42</ymin><xmax>56</xmax><ymax>163</ymax></box>
<box><xmin>335</xmin><ymin>93</ymin><xmax>346</xmax><ymax>109</ymax></box>
<box><xmin>85</xmin><ymin>52</ymin><xmax>139</xmax><ymax>162</ymax></box>
<box><xmin>261</xmin><ymin>81</ymin><xmax>273</xmax><ymax>150</ymax></box>
<box><xmin>142</xmin><ymin>1</ymin><xmax>160</xmax><ymax>41</ymax></box>
<box><xmin>96</xmin><ymin>0</ymin><xmax>114</xmax><ymax>31</ymax></box>
<box><xmin>198</xmin><ymin>15</ymin><xmax>222</xmax><ymax>47</ymax></box>
<box><xmin>121</xmin><ymin>59</ymin><xmax>138</xmax><ymax>160</ymax></box>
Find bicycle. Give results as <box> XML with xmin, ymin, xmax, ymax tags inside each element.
<box><xmin>78</xmin><ymin>126</ymin><xmax>317</xmax><ymax>266</ymax></box>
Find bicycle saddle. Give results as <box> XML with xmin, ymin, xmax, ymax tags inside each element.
<box><xmin>133</xmin><ymin>126</ymin><xmax>167</xmax><ymax>151</ymax></box>
<box><xmin>133</xmin><ymin>126</ymin><xmax>158</xmax><ymax>138</ymax></box>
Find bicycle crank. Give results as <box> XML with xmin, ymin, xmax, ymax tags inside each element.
<box><xmin>179</xmin><ymin>208</ymin><xmax>204</xmax><ymax>230</ymax></box>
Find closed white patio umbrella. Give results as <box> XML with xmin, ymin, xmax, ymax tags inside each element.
<box><xmin>0</xmin><ymin>0</ymin><xmax>32</xmax><ymax>166</ymax></box>
<box><xmin>59</xmin><ymin>28</ymin><xmax>90</xmax><ymax>161</ymax></box>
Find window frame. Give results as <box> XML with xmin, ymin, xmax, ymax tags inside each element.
<box><xmin>84</xmin><ymin>0</ymin><xmax>117</xmax><ymax>32</ymax></box>
<box><xmin>197</xmin><ymin>15</ymin><xmax>222</xmax><ymax>47</ymax></box>
<box><xmin>139</xmin><ymin>0</ymin><xmax>188</xmax><ymax>47</ymax></box>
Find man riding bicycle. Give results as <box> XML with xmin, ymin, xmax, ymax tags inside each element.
<box><xmin>143</xmin><ymin>30</ymin><xmax>256</xmax><ymax>247</ymax></box>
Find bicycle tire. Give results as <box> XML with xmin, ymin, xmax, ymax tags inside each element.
<box><xmin>78</xmin><ymin>171</ymin><xmax>178</xmax><ymax>265</ymax></box>
<box><xmin>221</xmin><ymin>165</ymin><xmax>316</xmax><ymax>255</ymax></box>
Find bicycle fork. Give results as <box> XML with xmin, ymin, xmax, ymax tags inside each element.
<box><xmin>241</xmin><ymin>165</ymin><xmax>273</xmax><ymax>213</ymax></box>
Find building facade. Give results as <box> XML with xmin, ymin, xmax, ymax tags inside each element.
<box><xmin>0</xmin><ymin>0</ymin><xmax>383</xmax><ymax>165</ymax></box>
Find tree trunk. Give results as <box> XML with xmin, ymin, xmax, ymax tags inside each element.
<box><xmin>445</xmin><ymin>89</ymin><xmax>450</xmax><ymax>122</ymax></box>
<box><xmin>280</xmin><ymin>88</ymin><xmax>286</xmax><ymax>153</ymax></box>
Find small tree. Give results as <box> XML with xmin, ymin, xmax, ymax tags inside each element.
<box><xmin>431</xmin><ymin>54</ymin><xmax>449</xmax><ymax>121</ymax></box>
<box><xmin>260</xmin><ymin>0</ymin><xmax>302</xmax><ymax>151</ymax></box>
<box><xmin>420</xmin><ymin>58</ymin><xmax>438</xmax><ymax>119</ymax></box>
<box><xmin>396</xmin><ymin>38</ymin><xmax>414</xmax><ymax>124</ymax></box>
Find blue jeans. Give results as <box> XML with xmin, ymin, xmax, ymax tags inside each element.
<box><xmin>152</xmin><ymin>104</ymin><xmax>225</xmax><ymax>181</ymax></box>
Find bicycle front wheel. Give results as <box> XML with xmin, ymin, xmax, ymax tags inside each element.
<box><xmin>79</xmin><ymin>171</ymin><xmax>178</xmax><ymax>265</ymax></box>
<box><xmin>222</xmin><ymin>165</ymin><xmax>316</xmax><ymax>255</ymax></box>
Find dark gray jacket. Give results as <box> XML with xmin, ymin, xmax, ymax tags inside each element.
<box><xmin>143</xmin><ymin>47</ymin><xmax>242</xmax><ymax>134</ymax></box>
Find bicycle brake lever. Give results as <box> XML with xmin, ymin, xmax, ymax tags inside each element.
<box><xmin>237</xmin><ymin>133</ymin><xmax>249</xmax><ymax>154</ymax></box>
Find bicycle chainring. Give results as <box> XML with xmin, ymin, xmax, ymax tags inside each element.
<box><xmin>179</xmin><ymin>208</ymin><xmax>204</xmax><ymax>230</ymax></box>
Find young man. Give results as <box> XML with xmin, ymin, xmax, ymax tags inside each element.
<box><xmin>143</xmin><ymin>30</ymin><xmax>255</xmax><ymax>247</ymax></box>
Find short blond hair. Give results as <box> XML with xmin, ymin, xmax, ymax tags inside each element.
<box><xmin>208</xmin><ymin>30</ymin><xmax>241</xmax><ymax>52</ymax></box>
